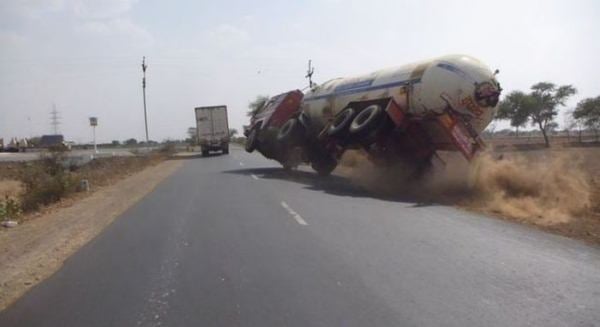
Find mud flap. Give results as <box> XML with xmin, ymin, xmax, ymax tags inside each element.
<box><xmin>437</xmin><ymin>113</ymin><xmax>485</xmax><ymax>161</ymax></box>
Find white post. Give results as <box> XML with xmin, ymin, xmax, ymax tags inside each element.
<box><xmin>89</xmin><ymin>117</ymin><xmax>98</xmax><ymax>154</ymax></box>
<box><xmin>93</xmin><ymin>125</ymin><xmax>97</xmax><ymax>153</ymax></box>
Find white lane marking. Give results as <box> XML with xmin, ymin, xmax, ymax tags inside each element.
<box><xmin>239</xmin><ymin>162</ymin><xmax>244</xmax><ymax>166</ymax></box>
<box><xmin>251</xmin><ymin>174</ymin><xmax>259</xmax><ymax>180</ymax></box>
<box><xmin>280</xmin><ymin>201</ymin><xmax>308</xmax><ymax>226</ymax></box>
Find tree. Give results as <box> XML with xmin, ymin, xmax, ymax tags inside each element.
<box><xmin>124</xmin><ymin>138</ymin><xmax>137</xmax><ymax>146</ymax></box>
<box><xmin>229</xmin><ymin>128</ymin><xmax>238</xmax><ymax>138</ymax></box>
<box><xmin>573</xmin><ymin>96</ymin><xmax>600</xmax><ymax>142</ymax></box>
<box><xmin>529</xmin><ymin>82</ymin><xmax>576</xmax><ymax>147</ymax></box>
<box><xmin>497</xmin><ymin>82</ymin><xmax>576</xmax><ymax>147</ymax></box>
<box><xmin>111</xmin><ymin>140</ymin><xmax>120</xmax><ymax>146</ymax></box>
<box><xmin>247</xmin><ymin>95</ymin><xmax>269</xmax><ymax>117</ymax></box>
<box><xmin>496</xmin><ymin>91</ymin><xmax>532</xmax><ymax>137</ymax></box>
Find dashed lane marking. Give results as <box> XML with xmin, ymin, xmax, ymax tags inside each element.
<box><xmin>280</xmin><ymin>201</ymin><xmax>308</xmax><ymax>226</ymax></box>
<box><xmin>251</xmin><ymin>174</ymin><xmax>259</xmax><ymax>180</ymax></box>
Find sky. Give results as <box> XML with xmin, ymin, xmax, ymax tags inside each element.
<box><xmin>1</xmin><ymin>0</ymin><xmax>599</xmax><ymax>143</ymax></box>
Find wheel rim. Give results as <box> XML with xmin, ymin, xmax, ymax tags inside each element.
<box><xmin>328</xmin><ymin>108</ymin><xmax>355</xmax><ymax>136</ymax></box>
<box><xmin>333</xmin><ymin>109</ymin><xmax>352</xmax><ymax>127</ymax></box>
<box><xmin>350</xmin><ymin>105</ymin><xmax>382</xmax><ymax>134</ymax></box>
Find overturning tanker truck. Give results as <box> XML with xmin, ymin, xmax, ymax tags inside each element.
<box><xmin>244</xmin><ymin>54</ymin><xmax>502</xmax><ymax>176</ymax></box>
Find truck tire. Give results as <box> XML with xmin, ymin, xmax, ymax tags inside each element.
<box><xmin>202</xmin><ymin>149</ymin><xmax>209</xmax><ymax>157</ymax></box>
<box><xmin>311</xmin><ymin>157</ymin><xmax>337</xmax><ymax>177</ymax></box>
<box><xmin>349</xmin><ymin>104</ymin><xmax>384</xmax><ymax>136</ymax></box>
<box><xmin>245</xmin><ymin>129</ymin><xmax>258</xmax><ymax>153</ymax></box>
<box><xmin>277</xmin><ymin>118</ymin><xmax>303</xmax><ymax>145</ymax></box>
<box><xmin>222</xmin><ymin>146</ymin><xmax>229</xmax><ymax>154</ymax></box>
<box><xmin>297</xmin><ymin>112</ymin><xmax>312</xmax><ymax>130</ymax></box>
<box><xmin>328</xmin><ymin>107</ymin><xmax>356</xmax><ymax>138</ymax></box>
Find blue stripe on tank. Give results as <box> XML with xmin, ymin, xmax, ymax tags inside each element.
<box><xmin>304</xmin><ymin>77</ymin><xmax>421</xmax><ymax>102</ymax></box>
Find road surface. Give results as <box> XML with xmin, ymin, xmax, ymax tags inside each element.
<box><xmin>1</xmin><ymin>146</ymin><xmax>599</xmax><ymax>326</ymax></box>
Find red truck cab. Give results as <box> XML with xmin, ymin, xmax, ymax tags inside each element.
<box><xmin>245</xmin><ymin>90</ymin><xmax>303</xmax><ymax>157</ymax></box>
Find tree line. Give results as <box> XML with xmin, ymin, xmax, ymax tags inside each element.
<box><xmin>496</xmin><ymin>82</ymin><xmax>600</xmax><ymax>147</ymax></box>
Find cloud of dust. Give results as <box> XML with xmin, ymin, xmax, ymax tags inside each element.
<box><xmin>339</xmin><ymin>150</ymin><xmax>592</xmax><ymax>226</ymax></box>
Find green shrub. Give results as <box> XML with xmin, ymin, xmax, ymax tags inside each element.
<box><xmin>19</xmin><ymin>151</ymin><xmax>77</xmax><ymax>212</ymax></box>
<box><xmin>0</xmin><ymin>196</ymin><xmax>22</xmax><ymax>221</ymax></box>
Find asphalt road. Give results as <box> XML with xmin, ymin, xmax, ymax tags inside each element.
<box><xmin>1</xmin><ymin>146</ymin><xmax>599</xmax><ymax>326</ymax></box>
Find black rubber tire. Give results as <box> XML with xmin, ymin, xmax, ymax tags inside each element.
<box><xmin>277</xmin><ymin>118</ymin><xmax>303</xmax><ymax>145</ymax></box>
<box><xmin>349</xmin><ymin>105</ymin><xmax>384</xmax><ymax>136</ymax></box>
<box><xmin>222</xmin><ymin>146</ymin><xmax>229</xmax><ymax>154</ymax></box>
<box><xmin>311</xmin><ymin>157</ymin><xmax>337</xmax><ymax>176</ymax></box>
<box><xmin>245</xmin><ymin>129</ymin><xmax>258</xmax><ymax>153</ymax></box>
<box><xmin>202</xmin><ymin>149</ymin><xmax>209</xmax><ymax>157</ymax></box>
<box><xmin>328</xmin><ymin>107</ymin><xmax>356</xmax><ymax>137</ymax></box>
<box><xmin>297</xmin><ymin>112</ymin><xmax>312</xmax><ymax>130</ymax></box>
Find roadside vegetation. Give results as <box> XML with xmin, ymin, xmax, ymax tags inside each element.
<box><xmin>496</xmin><ymin>81</ymin><xmax>600</xmax><ymax>146</ymax></box>
<box><xmin>0</xmin><ymin>146</ymin><xmax>173</xmax><ymax>224</ymax></box>
<box><xmin>19</xmin><ymin>150</ymin><xmax>78</xmax><ymax>211</ymax></box>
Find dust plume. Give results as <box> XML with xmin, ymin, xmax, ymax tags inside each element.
<box><xmin>338</xmin><ymin>150</ymin><xmax>592</xmax><ymax>226</ymax></box>
<box><xmin>458</xmin><ymin>152</ymin><xmax>591</xmax><ymax>225</ymax></box>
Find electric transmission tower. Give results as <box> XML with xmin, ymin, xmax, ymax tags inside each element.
<box><xmin>50</xmin><ymin>104</ymin><xmax>61</xmax><ymax>135</ymax></box>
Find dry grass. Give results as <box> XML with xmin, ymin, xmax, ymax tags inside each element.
<box><xmin>337</xmin><ymin>147</ymin><xmax>600</xmax><ymax>244</ymax></box>
<box><xmin>0</xmin><ymin>153</ymin><xmax>167</xmax><ymax>220</ymax></box>
<box><xmin>0</xmin><ymin>180</ymin><xmax>22</xmax><ymax>198</ymax></box>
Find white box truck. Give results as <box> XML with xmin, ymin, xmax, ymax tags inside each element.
<box><xmin>195</xmin><ymin>105</ymin><xmax>229</xmax><ymax>156</ymax></box>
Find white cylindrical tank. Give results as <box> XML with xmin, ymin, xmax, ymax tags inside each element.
<box><xmin>302</xmin><ymin>54</ymin><xmax>501</xmax><ymax>134</ymax></box>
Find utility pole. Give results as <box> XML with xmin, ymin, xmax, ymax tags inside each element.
<box><xmin>50</xmin><ymin>104</ymin><xmax>60</xmax><ymax>135</ymax></box>
<box><xmin>305</xmin><ymin>59</ymin><xmax>315</xmax><ymax>88</ymax></box>
<box><xmin>142</xmin><ymin>56</ymin><xmax>149</xmax><ymax>143</ymax></box>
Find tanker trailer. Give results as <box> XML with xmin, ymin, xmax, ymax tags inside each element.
<box><xmin>248</xmin><ymin>54</ymin><xmax>502</xmax><ymax>176</ymax></box>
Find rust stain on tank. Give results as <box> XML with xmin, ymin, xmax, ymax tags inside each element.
<box><xmin>410</xmin><ymin>63</ymin><xmax>430</xmax><ymax>80</ymax></box>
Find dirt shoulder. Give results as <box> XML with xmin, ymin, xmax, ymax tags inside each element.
<box><xmin>0</xmin><ymin>159</ymin><xmax>183</xmax><ymax>311</ymax></box>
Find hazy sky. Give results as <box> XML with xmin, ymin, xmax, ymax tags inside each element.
<box><xmin>1</xmin><ymin>0</ymin><xmax>599</xmax><ymax>143</ymax></box>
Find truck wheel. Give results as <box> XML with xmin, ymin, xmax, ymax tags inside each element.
<box><xmin>298</xmin><ymin>112</ymin><xmax>312</xmax><ymax>130</ymax></box>
<box><xmin>222</xmin><ymin>146</ymin><xmax>229</xmax><ymax>154</ymax></box>
<box><xmin>328</xmin><ymin>107</ymin><xmax>356</xmax><ymax>138</ymax></box>
<box><xmin>245</xmin><ymin>129</ymin><xmax>258</xmax><ymax>153</ymax></box>
<box><xmin>202</xmin><ymin>149</ymin><xmax>209</xmax><ymax>157</ymax></box>
<box><xmin>349</xmin><ymin>105</ymin><xmax>384</xmax><ymax>136</ymax></box>
<box><xmin>311</xmin><ymin>157</ymin><xmax>337</xmax><ymax>176</ymax></box>
<box><xmin>277</xmin><ymin>118</ymin><xmax>303</xmax><ymax>145</ymax></box>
